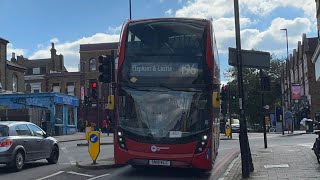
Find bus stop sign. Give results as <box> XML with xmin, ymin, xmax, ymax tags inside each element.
<box><xmin>88</xmin><ymin>131</ymin><xmax>100</xmax><ymax>163</ymax></box>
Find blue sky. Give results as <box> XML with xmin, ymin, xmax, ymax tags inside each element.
<box><xmin>0</xmin><ymin>0</ymin><xmax>318</xmax><ymax>83</ymax></box>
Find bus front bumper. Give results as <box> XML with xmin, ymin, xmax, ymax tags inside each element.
<box><xmin>116</xmin><ymin>148</ymin><xmax>213</xmax><ymax>171</ymax></box>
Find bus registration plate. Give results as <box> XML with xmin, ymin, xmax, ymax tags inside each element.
<box><xmin>149</xmin><ymin>160</ymin><xmax>170</xmax><ymax>166</ymax></box>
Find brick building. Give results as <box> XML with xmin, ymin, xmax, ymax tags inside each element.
<box><xmin>14</xmin><ymin>43</ymin><xmax>82</xmax><ymax>101</ymax></box>
<box><xmin>0</xmin><ymin>37</ymin><xmax>26</xmax><ymax>93</ymax></box>
<box><xmin>282</xmin><ymin>34</ymin><xmax>320</xmax><ymax>126</ymax></box>
<box><xmin>79</xmin><ymin>42</ymin><xmax>118</xmax><ymax>127</ymax></box>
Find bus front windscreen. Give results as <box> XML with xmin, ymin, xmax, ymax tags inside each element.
<box><xmin>120</xmin><ymin>19</ymin><xmax>210</xmax><ymax>86</ymax></box>
<box><xmin>118</xmin><ymin>19</ymin><xmax>211</xmax><ymax>142</ymax></box>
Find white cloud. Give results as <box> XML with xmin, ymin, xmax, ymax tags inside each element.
<box><xmin>7</xmin><ymin>44</ymin><xmax>26</xmax><ymax>59</ymax></box>
<box><xmin>175</xmin><ymin>0</ymin><xmax>315</xmax><ymax>19</ymax></box>
<box><xmin>241</xmin><ymin>0</ymin><xmax>315</xmax><ymax>18</ymax></box>
<box><xmin>107</xmin><ymin>25</ymin><xmax>122</xmax><ymax>34</ymax></box>
<box><xmin>50</xmin><ymin>38</ymin><xmax>59</xmax><ymax>44</ymax></box>
<box><xmin>30</xmin><ymin>33</ymin><xmax>120</xmax><ymax>72</ymax></box>
<box><xmin>175</xmin><ymin>0</ymin><xmax>234</xmax><ymax>19</ymax></box>
<box><xmin>165</xmin><ymin>9</ymin><xmax>173</xmax><ymax>16</ymax></box>
<box><xmin>173</xmin><ymin>0</ymin><xmax>315</xmax><ymax>56</ymax></box>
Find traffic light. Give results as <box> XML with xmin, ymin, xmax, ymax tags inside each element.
<box><xmin>83</xmin><ymin>96</ymin><xmax>92</xmax><ymax>108</ymax></box>
<box><xmin>231</xmin><ymin>94</ymin><xmax>236</xmax><ymax>100</ymax></box>
<box><xmin>84</xmin><ymin>96</ymin><xmax>89</xmax><ymax>108</ymax></box>
<box><xmin>98</xmin><ymin>55</ymin><xmax>112</xmax><ymax>83</ymax></box>
<box><xmin>220</xmin><ymin>85</ymin><xmax>228</xmax><ymax>115</ymax></box>
<box><xmin>91</xmin><ymin>82</ymin><xmax>98</xmax><ymax>99</ymax></box>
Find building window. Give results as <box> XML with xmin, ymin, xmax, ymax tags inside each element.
<box><xmin>67</xmin><ymin>84</ymin><xmax>75</xmax><ymax>96</ymax></box>
<box><xmin>55</xmin><ymin>104</ymin><xmax>63</xmax><ymax>124</ymax></box>
<box><xmin>33</xmin><ymin>67</ymin><xmax>40</xmax><ymax>75</ymax></box>
<box><xmin>27</xmin><ymin>68</ymin><xmax>33</xmax><ymax>75</ymax></box>
<box><xmin>30</xmin><ymin>82</ymin><xmax>41</xmax><ymax>93</ymax></box>
<box><xmin>41</xmin><ymin>66</ymin><xmax>46</xmax><ymax>74</ymax></box>
<box><xmin>12</xmin><ymin>74</ymin><xmax>18</xmax><ymax>92</ymax></box>
<box><xmin>89</xmin><ymin>58</ymin><xmax>97</xmax><ymax>71</ymax></box>
<box><xmin>52</xmin><ymin>83</ymin><xmax>60</xmax><ymax>93</ymax></box>
<box><xmin>68</xmin><ymin>106</ymin><xmax>75</xmax><ymax>125</ymax></box>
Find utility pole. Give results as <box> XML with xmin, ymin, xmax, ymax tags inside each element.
<box><xmin>129</xmin><ymin>0</ymin><xmax>132</xmax><ymax>20</ymax></box>
<box><xmin>234</xmin><ymin>0</ymin><xmax>253</xmax><ymax>177</ymax></box>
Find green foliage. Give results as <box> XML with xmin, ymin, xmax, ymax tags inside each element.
<box><xmin>224</xmin><ymin>57</ymin><xmax>284</xmax><ymax>127</ymax></box>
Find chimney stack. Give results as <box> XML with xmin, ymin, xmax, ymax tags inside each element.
<box><xmin>11</xmin><ymin>52</ymin><xmax>16</xmax><ymax>62</ymax></box>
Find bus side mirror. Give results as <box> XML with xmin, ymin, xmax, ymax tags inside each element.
<box><xmin>212</xmin><ymin>92</ymin><xmax>220</xmax><ymax>108</ymax></box>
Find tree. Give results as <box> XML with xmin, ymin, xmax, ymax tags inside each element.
<box><xmin>224</xmin><ymin>57</ymin><xmax>284</xmax><ymax>127</ymax></box>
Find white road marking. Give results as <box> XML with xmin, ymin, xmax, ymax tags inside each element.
<box><xmin>58</xmin><ymin>162</ymin><xmax>76</xmax><ymax>165</ymax></box>
<box><xmin>36</xmin><ymin>171</ymin><xmax>64</xmax><ymax>180</ymax></box>
<box><xmin>67</xmin><ymin>171</ymin><xmax>94</xmax><ymax>177</ymax></box>
<box><xmin>298</xmin><ymin>143</ymin><xmax>313</xmax><ymax>148</ymax></box>
<box><xmin>86</xmin><ymin>173</ymin><xmax>111</xmax><ymax>180</ymax></box>
<box><xmin>264</xmin><ymin>164</ymin><xmax>289</xmax><ymax>168</ymax></box>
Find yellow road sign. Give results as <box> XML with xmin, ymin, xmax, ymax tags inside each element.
<box><xmin>107</xmin><ymin>95</ymin><xmax>114</xmax><ymax>110</ymax></box>
<box><xmin>88</xmin><ymin>131</ymin><xmax>100</xmax><ymax>163</ymax></box>
<box><xmin>265</xmin><ymin>116</ymin><xmax>270</xmax><ymax>126</ymax></box>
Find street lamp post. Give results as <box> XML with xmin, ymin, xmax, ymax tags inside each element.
<box><xmin>129</xmin><ymin>0</ymin><xmax>132</xmax><ymax>20</ymax></box>
<box><xmin>281</xmin><ymin>28</ymin><xmax>291</xmax><ymax>134</ymax></box>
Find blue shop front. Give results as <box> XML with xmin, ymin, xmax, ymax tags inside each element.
<box><xmin>0</xmin><ymin>93</ymin><xmax>78</xmax><ymax>135</ymax></box>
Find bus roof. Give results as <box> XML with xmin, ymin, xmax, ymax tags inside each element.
<box><xmin>128</xmin><ymin>17</ymin><xmax>211</xmax><ymax>24</ymax></box>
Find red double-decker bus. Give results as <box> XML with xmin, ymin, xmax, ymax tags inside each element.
<box><xmin>114</xmin><ymin>18</ymin><xmax>220</xmax><ymax>171</ymax></box>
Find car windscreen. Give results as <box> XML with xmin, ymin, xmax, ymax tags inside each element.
<box><xmin>0</xmin><ymin>125</ymin><xmax>9</xmax><ymax>137</ymax></box>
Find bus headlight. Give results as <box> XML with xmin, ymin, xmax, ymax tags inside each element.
<box><xmin>117</xmin><ymin>131</ymin><xmax>127</xmax><ymax>150</ymax></box>
<box><xmin>202</xmin><ymin>135</ymin><xmax>208</xmax><ymax>141</ymax></box>
<box><xmin>195</xmin><ymin>134</ymin><xmax>208</xmax><ymax>154</ymax></box>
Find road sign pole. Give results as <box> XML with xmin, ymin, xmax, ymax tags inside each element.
<box><xmin>234</xmin><ymin>0</ymin><xmax>253</xmax><ymax>177</ymax></box>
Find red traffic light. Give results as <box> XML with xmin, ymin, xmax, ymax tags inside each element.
<box><xmin>92</xmin><ymin>82</ymin><xmax>97</xmax><ymax>88</ymax></box>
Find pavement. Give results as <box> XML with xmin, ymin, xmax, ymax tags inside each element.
<box><xmin>219</xmin><ymin>132</ymin><xmax>320</xmax><ymax>179</ymax></box>
<box><xmin>220</xmin><ymin>130</ymin><xmax>306</xmax><ymax>140</ymax></box>
<box><xmin>54</xmin><ymin>130</ymin><xmax>312</xmax><ymax>173</ymax></box>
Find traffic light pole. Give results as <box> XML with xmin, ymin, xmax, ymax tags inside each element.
<box><xmin>234</xmin><ymin>0</ymin><xmax>253</xmax><ymax>177</ymax></box>
<box><xmin>228</xmin><ymin>83</ymin><xmax>232</xmax><ymax>139</ymax></box>
<box><xmin>97</xmin><ymin>98</ymin><xmax>100</xmax><ymax>131</ymax></box>
<box><xmin>260</xmin><ymin>70</ymin><xmax>267</xmax><ymax>148</ymax></box>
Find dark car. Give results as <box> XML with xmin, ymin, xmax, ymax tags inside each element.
<box><xmin>0</xmin><ymin>121</ymin><xmax>59</xmax><ymax>171</ymax></box>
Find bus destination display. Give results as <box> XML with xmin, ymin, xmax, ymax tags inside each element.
<box><xmin>130</xmin><ymin>63</ymin><xmax>199</xmax><ymax>77</ymax></box>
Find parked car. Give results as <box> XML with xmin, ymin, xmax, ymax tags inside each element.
<box><xmin>0</xmin><ymin>121</ymin><xmax>59</xmax><ymax>171</ymax></box>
